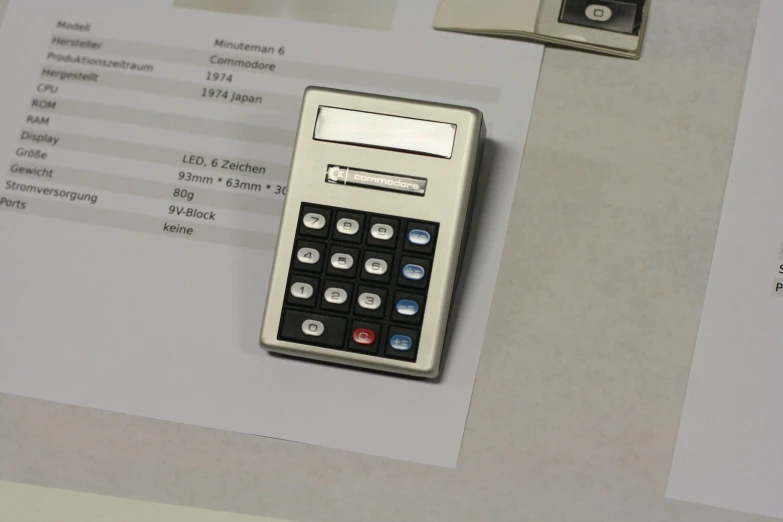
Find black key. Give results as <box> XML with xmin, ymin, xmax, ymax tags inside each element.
<box><xmin>360</xmin><ymin>250</ymin><xmax>394</xmax><ymax>284</ymax></box>
<box><xmin>332</xmin><ymin>211</ymin><xmax>365</xmax><ymax>243</ymax></box>
<box><xmin>354</xmin><ymin>286</ymin><xmax>387</xmax><ymax>319</ymax></box>
<box><xmin>403</xmin><ymin>221</ymin><xmax>438</xmax><ymax>255</ymax></box>
<box><xmin>366</xmin><ymin>216</ymin><xmax>399</xmax><ymax>249</ymax></box>
<box><xmin>291</xmin><ymin>240</ymin><xmax>326</xmax><ymax>273</ymax></box>
<box><xmin>326</xmin><ymin>245</ymin><xmax>360</xmax><ymax>278</ymax></box>
<box><xmin>286</xmin><ymin>274</ymin><xmax>319</xmax><ymax>308</ymax></box>
<box><xmin>319</xmin><ymin>280</ymin><xmax>353</xmax><ymax>314</ymax></box>
<box><xmin>348</xmin><ymin>321</ymin><xmax>383</xmax><ymax>355</ymax></box>
<box><xmin>279</xmin><ymin>309</ymin><xmax>347</xmax><ymax>349</ymax></box>
<box><xmin>397</xmin><ymin>256</ymin><xmax>431</xmax><ymax>290</ymax></box>
<box><xmin>384</xmin><ymin>327</ymin><xmax>419</xmax><ymax>361</ymax></box>
<box><xmin>392</xmin><ymin>291</ymin><xmax>426</xmax><ymax>325</ymax></box>
<box><xmin>559</xmin><ymin>0</ymin><xmax>644</xmax><ymax>36</ymax></box>
<box><xmin>298</xmin><ymin>204</ymin><xmax>331</xmax><ymax>239</ymax></box>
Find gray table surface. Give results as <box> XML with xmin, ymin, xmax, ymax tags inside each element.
<box><xmin>1</xmin><ymin>1</ymin><xmax>776</xmax><ymax>521</ymax></box>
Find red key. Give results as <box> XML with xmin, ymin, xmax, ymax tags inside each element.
<box><xmin>352</xmin><ymin>328</ymin><xmax>376</xmax><ymax>345</ymax></box>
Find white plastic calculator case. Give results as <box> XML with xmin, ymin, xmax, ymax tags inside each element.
<box><xmin>260</xmin><ymin>86</ymin><xmax>485</xmax><ymax>378</ymax></box>
<box><xmin>434</xmin><ymin>0</ymin><xmax>649</xmax><ymax>59</ymax></box>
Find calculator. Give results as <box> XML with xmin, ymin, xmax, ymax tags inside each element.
<box><xmin>260</xmin><ymin>86</ymin><xmax>486</xmax><ymax>378</ymax></box>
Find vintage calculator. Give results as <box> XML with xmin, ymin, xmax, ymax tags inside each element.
<box><xmin>260</xmin><ymin>87</ymin><xmax>486</xmax><ymax>378</ymax></box>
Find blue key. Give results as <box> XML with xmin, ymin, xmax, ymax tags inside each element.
<box><xmin>396</xmin><ymin>299</ymin><xmax>419</xmax><ymax>316</ymax></box>
<box><xmin>389</xmin><ymin>334</ymin><xmax>414</xmax><ymax>351</ymax></box>
<box><xmin>407</xmin><ymin>229</ymin><xmax>431</xmax><ymax>246</ymax></box>
<box><xmin>402</xmin><ymin>264</ymin><xmax>426</xmax><ymax>281</ymax></box>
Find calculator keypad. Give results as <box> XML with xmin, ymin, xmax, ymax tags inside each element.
<box><xmin>278</xmin><ymin>203</ymin><xmax>439</xmax><ymax>362</ymax></box>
